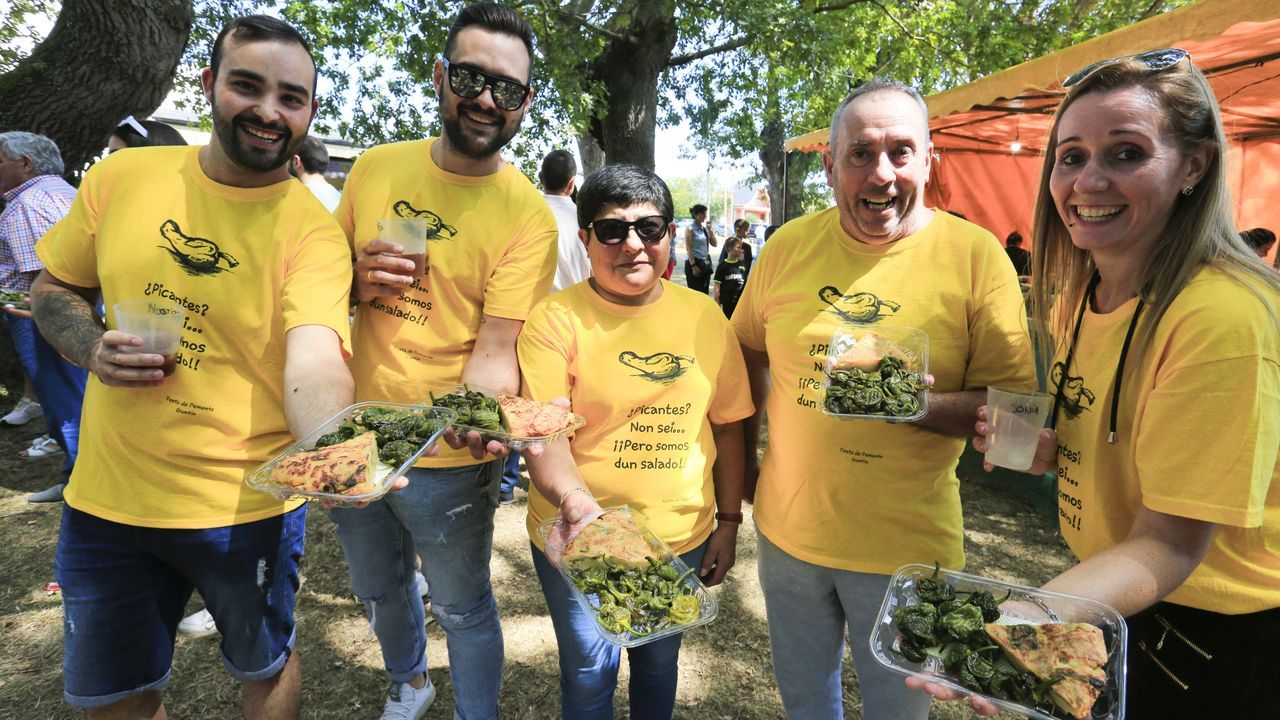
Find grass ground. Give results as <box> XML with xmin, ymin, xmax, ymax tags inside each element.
<box><xmin>0</xmin><ymin>406</ymin><xmax>1073</xmax><ymax>720</ymax></box>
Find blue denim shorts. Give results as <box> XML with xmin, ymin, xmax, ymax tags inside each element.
<box><xmin>54</xmin><ymin>504</ymin><xmax>307</xmax><ymax>708</ymax></box>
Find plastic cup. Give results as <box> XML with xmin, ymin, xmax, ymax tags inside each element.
<box><xmin>378</xmin><ymin>217</ymin><xmax>428</xmax><ymax>276</ymax></box>
<box><xmin>984</xmin><ymin>387</ymin><xmax>1053</xmax><ymax>471</ymax></box>
<box><xmin>113</xmin><ymin>300</ymin><xmax>184</xmax><ymax>376</ymax></box>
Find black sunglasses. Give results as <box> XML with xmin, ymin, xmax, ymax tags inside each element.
<box><xmin>1062</xmin><ymin>48</ymin><xmax>1189</xmax><ymax>88</ymax></box>
<box><xmin>586</xmin><ymin>216</ymin><xmax>671</xmax><ymax>245</ymax></box>
<box><xmin>441</xmin><ymin>58</ymin><xmax>530</xmax><ymax>111</ymax></box>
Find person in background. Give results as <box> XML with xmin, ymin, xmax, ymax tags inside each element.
<box><xmin>921</xmin><ymin>49</ymin><xmax>1279</xmax><ymax>720</ymax></box>
<box><xmin>290</xmin><ymin>136</ymin><xmax>341</xmax><ymax>212</ymax></box>
<box><xmin>714</xmin><ymin>236</ymin><xmax>748</xmax><ymax>318</ymax></box>
<box><xmin>718</xmin><ymin>218</ymin><xmax>755</xmax><ymax>272</ymax></box>
<box><xmin>1240</xmin><ymin>227</ymin><xmax>1275</xmax><ymax>261</ymax></box>
<box><xmin>1004</xmin><ymin>230</ymin><xmax>1032</xmax><ymax>279</ymax></box>
<box><xmin>521</xmin><ymin>163</ymin><xmax>751</xmax><ymax>719</ymax></box>
<box><xmin>498</xmin><ymin>149</ymin><xmax>588</xmax><ymax>506</ymax></box>
<box><xmin>683</xmin><ymin>203</ymin><xmax>716</xmax><ymax>293</ymax></box>
<box><xmin>106</xmin><ymin>116</ymin><xmax>189</xmax><ymax>152</ymax></box>
<box><xmin>0</xmin><ymin>132</ymin><xmax>89</xmax><ymax>503</ymax></box>
<box><xmin>763</xmin><ymin>224</ymin><xmax>780</xmax><ymax>243</ymax></box>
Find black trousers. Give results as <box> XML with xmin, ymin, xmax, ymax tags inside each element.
<box><xmin>685</xmin><ymin>258</ymin><xmax>711</xmax><ymax>294</ymax></box>
<box><xmin>1125</xmin><ymin>601</ymin><xmax>1280</xmax><ymax>719</ymax></box>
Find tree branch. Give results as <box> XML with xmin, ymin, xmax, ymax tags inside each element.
<box><xmin>668</xmin><ymin>36</ymin><xmax>751</xmax><ymax>67</ymax></box>
<box><xmin>867</xmin><ymin>0</ymin><xmax>970</xmax><ymax>69</ymax></box>
<box><xmin>539</xmin><ymin>1</ymin><xmax>630</xmax><ymax>43</ymax></box>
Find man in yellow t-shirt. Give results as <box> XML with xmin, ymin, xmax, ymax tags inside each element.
<box><xmin>31</xmin><ymin>16</ymin><xmax>353</xmax><ymax>719</ymax></box>
<box><xmin>730</xmin><ymin>79</ymin><xmax>1035</xmax><ymax>720</ymax></box>
<box><xmin>325</xmin><ymin>5</ymin><xmax>556</xmax><ymax>719</ymax></box>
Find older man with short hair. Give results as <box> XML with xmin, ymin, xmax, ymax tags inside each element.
<box><xmin>0</xmin><ymin>131</ymin><xmax>88</xmax><ymax>502</ymax></box>
<box><xmin>731</xmin><ymin>79</ymin><xmax>1037</xmax><ymax>719</ymax></box>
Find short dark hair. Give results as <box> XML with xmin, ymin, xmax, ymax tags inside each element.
<box><xmin>295</xmin><ymin>136</ymin><xmax>330</xmax><ymax>174</ymax></box>
<box><xmin>1006</xmin><ymin>231</ymin><xmax>1024</xmax><ymax>247</ymax></box>
<box><xmin>576</xmin><ymin>164</ymin><xmax>674</xmax><ymax>230</ymax></box>
<box><xmin>764</xmin><ymin>224</ymin><xmax>780</xmax><ymax>241</ymax></box>
<box><xmin>111</xmin><ymin>119</ymin><xmax>188</xmax><ymax>149</ymax></box>
<box><xmin>690</xmin><ymin>204</ymin><xmax>708</xmax><ymax>216</ymax></box>
<box><xmin>211</xmin><ymin>15</ymin><xmax>318</xmax><ymax>96</ymax></box>
<box><xmin>1240</xmin><ymin>227</ymin><xmax>1275</xmax><ymax>251</ymax></box>
<box><xmin>538</xmin><ymin>149</ymin><xmax>575</xmax><ymax>192</ymax></box>
<box><xmin>444</xmin><ymin>2</ymin><xmax>536</xmax><ymax>81</ymax></box>
<box><xmin>734</xmin><ymin>218</ymin><xmax>750</xmax><ymax>232</ymax></box>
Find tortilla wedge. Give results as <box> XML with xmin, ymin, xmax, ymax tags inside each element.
<box><xmin>563</xmin><ymin>511</ymin><xmax>652</xmax><ymax>569</ymax></box>
<box><xmin>984</xmin><ymin>622</ymin><xmax>1108</xmax><ymax>720</ymax></box>
<box><xmin>270</xmin><ymin>431</ymin><xmax>380</xmax><ymax>496</ymax></box>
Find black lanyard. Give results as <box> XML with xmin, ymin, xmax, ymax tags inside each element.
<box><xmin>1050</xmin><ymin>272</ymin><xmax>1145</xmax><ymax>444</ymax></box>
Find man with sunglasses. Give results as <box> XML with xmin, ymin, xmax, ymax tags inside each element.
<box><xmin>731</xmin><ymin>78</ymin><xmax>1035</xmax><ymax>719</ymax></box>
<box><xmin>330</xmin><ymin>3</ymin><xmax>557</xmax><ymax>719</ymax></box>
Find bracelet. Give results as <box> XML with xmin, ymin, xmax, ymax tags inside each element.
<box><xmin>558</xmin><ymin>486</ymin><xmax>591</xmax><ymax>506</ymax></box>
<box><xmin>715</xmin><ymin>511</ymin><xmax>744</xmax><ymax>524</ymax></box>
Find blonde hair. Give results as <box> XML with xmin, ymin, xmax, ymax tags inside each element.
<box><xmin>1030</xmin><ymin>57</ymin><xmax>1279</xmax><ymax>361</ymax></box>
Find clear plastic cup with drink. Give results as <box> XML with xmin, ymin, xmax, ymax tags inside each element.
<box><xmin>378</xmin><ymin>217</ymin><xmax>429</xmax><ymax>276</ymax></box>
<box><xmin>984</xmin><ymin>387</ymin><xmax>1054</xmax><ymax>471</ymax></box>
<box><xmin>113</xmin><ymin>300</ymin><xmax>185</xmax><ymax>376</ymax></box>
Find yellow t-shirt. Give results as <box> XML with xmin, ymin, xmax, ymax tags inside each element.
<box><xmin>519</xmin><ymin>280</ymin><xmax>754</xmax><ymax>553</ymax></box>
<box><xmin>337</xmin><ymin>139</ymin><xmax>557</xmax><ymax>467</ymax></box>
<box><xmin>1052</xmin><ymin>267</ymin><xmax>1280</xmax><ymax>614</ymax></box>
<box><xmin>36</xmin><ymin>146</ymin><xmax>353</xmax><ymax>529</ymax></box>
<box><xmin>731</xmin><ymin>208</ymin><xmax>1035</xmax><ymax>573</ymax></box>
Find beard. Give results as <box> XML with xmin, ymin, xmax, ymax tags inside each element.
<box><xmin>440</xmin><ymin>98</ymin><xmax>523</xmax><ymax>159</ymax></box>
<box><xmin>211</xmin><ymin>101</ymin><xmax>304</xmax><ymax>173</ymax></box>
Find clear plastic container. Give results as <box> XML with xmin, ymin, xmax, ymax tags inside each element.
<box><xmin>538</xmin><ymin>506</ymin><xmax>718</xmax><ymax>648</ymax></box>
<box><xmin>245</xmin><ymin>402</ymin><xmax>455</xmax><ymax>506</ymax></box>
<box><xmin>870</xmin><ymin>563</ymin><xmax>1128</xmax><ymax>720</ymax></box>
<box><xmin>821</xmin><ymin>324</ymin><xmax>929</xmax><ymax>421</ymax></box>
<box><xmin>426</xmin><ymin>383</ymin><xmax>586</xmax><ymax>451</ymax></box>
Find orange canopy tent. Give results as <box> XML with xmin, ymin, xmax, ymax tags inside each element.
<box><xmin>784</xmin><ymin>0</ymin><xmax>1280</xmax><ymax>265</ymax></box>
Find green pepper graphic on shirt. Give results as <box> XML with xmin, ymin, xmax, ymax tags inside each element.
<box><xmin>1051</xmin><ymin>362</ymin><xmax>1096</xmax><ymax>419</ymax></box>
<box><xmin>818</xmin><ymin>286</ymin><xmax>900</xmax><ymax>323</ymax></box>
<box><xmin>158</xmin><ymin>220</ymin><xmax>238</xmax><ymax>276</ymax></box>
<box><xmin>393</xmin><ymin>200</ymin><xmax>458</xmax><ymax>241</ymax></box>
<box><xmin>618</xmin><ymin>351</ymin><xmax>695</xmax><ymax>385</ymax></box>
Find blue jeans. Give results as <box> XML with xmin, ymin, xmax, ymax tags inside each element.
<box><xmin>500</xmin><ymin>451</ymin><xmax>521</xmax><ymax>495</ymax></box>
<box><xmin>756</xmin><ymin>532</ymin><xmax>931</xmax><ymax>720</ymax></box>
<box><xmin>8</xmin><ymin>316</ymin><xmax>87</xmax><ymax>479</ymax></box>
<box><xmin>531</xmin><ymin>540</ymin><xmax>708</xmax><ymax>720</ymax></box>
<box><xmin>328</xmin><ymin>461</ymin><xmax>503</xmax><ymax>720</ymax></box>
<box><xmin>55</xmin><ymin>505</ymin><xmax>306</xmax><ymax>707</ymax></box>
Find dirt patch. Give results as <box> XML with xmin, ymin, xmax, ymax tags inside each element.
<box><xmin>0</xmin><ymin>419</ymin><xmax>1071</xmax><ymax>719</ymax></box>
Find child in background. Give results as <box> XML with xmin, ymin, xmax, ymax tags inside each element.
<box><xmin>714</xmin><ymin>238</ymin><xmax>748</xmax><ymax>318</ymax></box>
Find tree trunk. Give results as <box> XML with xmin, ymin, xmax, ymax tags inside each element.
<box><xmin>577</xmin><ymin>124</ymin><xmax>605</xmax><ymax>176</ymax></box>
<box><xmin>586</xmin><ymin>2</ymin><xmax>678</xmax><ymax>169</ymax></box>
<box><xmin>0</xmin><ymin>0</ymin><xmax>194</xmax><ymax>177</ymax></box>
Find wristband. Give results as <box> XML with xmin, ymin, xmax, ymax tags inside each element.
<box><xmin>558</xmin><ymin>486</ymin><xmax>591</xmax><ymax>506</ymax></box>
<box><xmin>715</xmin><ymin>511</ymin><xmax>744</xmax><ymax>524</ymax></box>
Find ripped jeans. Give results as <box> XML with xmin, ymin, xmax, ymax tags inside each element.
<box><xmin>328</xmin><ymin>461</ymin><xmax>503</xmax><ymax>720</ymax></box>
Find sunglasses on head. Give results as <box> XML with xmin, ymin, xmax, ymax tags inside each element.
<box><xmin>441</xmin><ymin>57</ymin><xmax>530</xmax><ymax>111</ymax></box>
<box><xmin>1062</xmin><ymin>48</ymin><xmax>1190</xmax><ymax>88</ymax></box>
<box><xmin>586</xmin><ymin>216</ymin><xmax>671</xmax><ymax>245</ymax></box>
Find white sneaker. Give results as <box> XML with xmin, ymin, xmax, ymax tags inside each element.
<box><xmin>2</xmin><ymin>396</ymin><xmax>42</xmax><ymax>426</ymax></box>
<box><xmin>381</xmin><ymin>675</ymin><xmax>435</xmax><ymax>720</ymax></box>
<box><xmin>21</xmin><ymin>434</ymin><xmax>63</xmax><ymax>459</ymax></box>
<box><xmin>177</xmin><ymin>608</ymin><xmax>217</xmax><ymax>638</ymax></box>
<box><xmin>414</xmin><ymin>570</ymin><xmax>429</xmax><ymax>599</ymax></box>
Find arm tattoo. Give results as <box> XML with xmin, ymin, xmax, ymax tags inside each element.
<box><xmin>32</xmin><ymin>288</ymin><xmax>106</xmax><ymax>369</ymax></box>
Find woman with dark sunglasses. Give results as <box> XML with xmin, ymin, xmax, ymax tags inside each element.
<box><xmin>519</xmin><ymin>164</ymin><xmax>752</xmax><ymax>719</ymax></box>
<box><xmin>918</xmin><ymin>51</ymin><xmax>1280</xmax><ymax>719</ymax></box>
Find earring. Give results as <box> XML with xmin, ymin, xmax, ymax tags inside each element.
<box><xmin>1181</xmin><ymin>185</ymin><xmax>1194</xmax><ymax>196</ymax></box>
